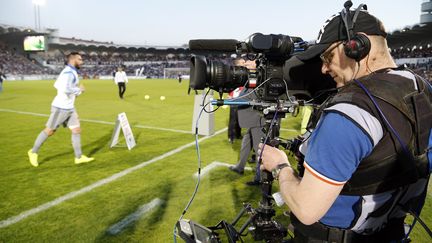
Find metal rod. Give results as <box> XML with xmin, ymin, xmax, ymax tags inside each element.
<box><xmin>231</xmin><ymin>206</ymin><xmax>247</xmax><ymax>226</ymax></box>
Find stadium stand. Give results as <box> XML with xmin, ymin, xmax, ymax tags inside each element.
<box><xmin>386</xmin><ymin>0</ymin><xmax>432</xmax><ymax>80</ymax></box>
<box><xmin>0</xmin><ymin>47</ymin><xmax>55</xmax><ymax>76</ymax></box>
<box><xmin>1</xmin><ymin>0</ymin><xmax>432</xmax><ymax>81</ymax></box>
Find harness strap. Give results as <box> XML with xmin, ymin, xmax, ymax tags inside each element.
<box><xmin>291</xmin><ymin>214</ymin><xmax>405</xmax><ymax>243</ymax></box>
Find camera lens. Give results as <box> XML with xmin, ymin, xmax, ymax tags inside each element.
<box><xmin>190</xmin><ymin>55</ymin><xmax>249</xmax><ymax>93</ymax></box>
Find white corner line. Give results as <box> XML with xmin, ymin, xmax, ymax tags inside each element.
<box><xmin>107</xmin><ymin>198</ymin><xmax>162</xmax><ymax>235</ymax></box>
<box><xmin>0</xmin><ymin>127</ymin><xmax>227</xmax><ymax>229</ymax></box>
<box><xmin>0</xmin><ymin>108</ymin><xmax>192</xmax><ymax>134</ymax></box>
<box><xmin>193</xmin><ymin>161</ymin><xmax>253</xmax><ymax>178</ymax></box>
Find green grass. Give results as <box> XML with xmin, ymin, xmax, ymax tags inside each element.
<box><xmin>0</xmin><ymin>79</ymin><xmax>430</xmax><ymax>242</ymax></box>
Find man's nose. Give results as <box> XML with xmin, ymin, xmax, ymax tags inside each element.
<box><xmin>321</xmin><ymin>63</ymin><xmax>330</xmax><ymax>74</ymax></box>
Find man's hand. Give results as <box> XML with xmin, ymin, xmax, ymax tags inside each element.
<box><xmin>258</xmin><ymin>143</ymin><xmax>290</xmax><ymax>172</ymax></box>
<box><xmin>79</xmin><ymin>84</ymin><xmax>85</xmax><ymax>92</ymax></box>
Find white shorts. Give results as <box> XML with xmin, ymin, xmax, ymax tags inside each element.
<box><xmin>46</xmin><ymin>106</ymin><xmax>80</xmax><ymax>130</ymax></box>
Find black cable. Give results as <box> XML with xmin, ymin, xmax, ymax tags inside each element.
<box><xmin>201</xmin><ymin>89</ymin><xmax>211</xmax><ymax>107</ymax></box>
<box><xmin>408</xmin><ymin>208</ymin><xmax>432</xmax><ymax>238</ymax></box>
<box><xmin>203</xmin><ymin>104</ymin><xmax>220</xmax><ymax>114</ymax></box>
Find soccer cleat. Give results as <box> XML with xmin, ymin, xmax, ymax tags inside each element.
<box><xmin>28</xmin><ymin>149</ymin><xmax>39</xmax><ymax>167</ymax></box>
<box><xmin>74</xmin><ymin>155</ymin><xmax>95</xmax><ymax>164</ymax></box>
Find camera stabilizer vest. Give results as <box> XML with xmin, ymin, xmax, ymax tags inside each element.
<box><xmin>292</xmin><ymin>69</ymin><xmax>432</xmax><ymax>242</ymax></box>
<box><xmin>325</xmin><ymin>70</ymin><xmax>432</xmax><ymax>196</ymax></box>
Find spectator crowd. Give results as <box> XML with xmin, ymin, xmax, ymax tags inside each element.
<box><xmin>1</xmin><ymin>42</ymin><xmax>431</xmax><ymax>81</ymax></box>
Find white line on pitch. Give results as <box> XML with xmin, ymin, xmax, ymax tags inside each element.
<box><xmin>107</xmin><ymin>198</ymin><xmax>162</xmax><ymax>235</ymax></box>
<box><xmin>0</xmin><ymin>127</ymin><xmax>227</xmax><ymax>229</ymax></box>
<box><xmin>0</xmin><ymin>108</ymin><xmax>191</xmax><ymax>134</ymax></box>
<box><xmin>194</xmin><ymin>161</ymin><xmax>253</xmax><ymax>178</ymax></box>
<box><xmin>280</xmin><ymin>128</ymin><xmax>298</xmax><ymax>132</ymax></box>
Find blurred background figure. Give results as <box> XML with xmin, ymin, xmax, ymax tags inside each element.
<box><xmin>0</xmin><ymin>69</ymin><xmax>6</xmax><ymax>92</ymax></box>
<box><xmin>228</xmin><ymin>56</ymin><xmax>265</xmax><ymax>186</ymax></box>
<box><xmin>114</xmin><ymin>65</ymin><xmax>128</xmax><ymax>99</ymax></box>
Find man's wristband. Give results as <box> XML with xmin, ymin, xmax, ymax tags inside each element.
<box><xmin>271</xmin><ymin>163</ymin><xmax>291</xmax><ymax>180</ymax></box>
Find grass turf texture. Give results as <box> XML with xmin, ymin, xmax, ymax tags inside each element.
<box><xmin>0</xmin><ymin>79</ymin><xmax>430</xmax><ymax>242</ymax></box>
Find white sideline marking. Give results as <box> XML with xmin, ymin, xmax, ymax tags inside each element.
<box><xmin>0</xmin><ymin>108</ymin><xmax>191</xmax><ymax>134</ymax></box>
<box><xmin>194</xmin><ymin>161</ymin><xmax>252</xmax><ymax>178</ymax></box>
<box><xmin>280</xmin><ymin>128</ymin><xmax>298</xmax><ymax>132</ymax></box>
<box><xmin>0</xmin><ymin>127</ymin><xmax>227</xmax><ymax>228</ymax></box>
<box><xmin>107</xmin><ymin>198</ymin><xmax>162</xmax><ymax>235</ymax></box>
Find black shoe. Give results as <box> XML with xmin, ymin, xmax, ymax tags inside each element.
<box><xmin>248</xmin><ymin>154</ymin><xmax>257</xmax><ymax>164</ymax></box>
<box><xmin>245</xmin><ymin>180</ymin><xmax>260</xmax><ymax>186</ymax></box>
<box><xmin>229</xmin><ymin>166</ymin><xmax>244</xmax><ymax>175</ymax></box>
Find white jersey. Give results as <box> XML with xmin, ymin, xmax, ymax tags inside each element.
<box><xmin>114</xmin><ymin>71</ymin><xmax>128</xmax><ymax>84</ymax></box>
<box><xmin>51</xmin><ymin>65</ymin><xmax>81</xmax><ymax>109</ymax></box>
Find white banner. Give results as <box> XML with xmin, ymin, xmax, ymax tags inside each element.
<box><xmin>110</xmin><ymin>112</ymin><xmax>136</xmax><ymax>150</ymax></box>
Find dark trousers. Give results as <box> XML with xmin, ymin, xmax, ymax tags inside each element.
<box><xmin>228</xmin><ymin>107</ymin><xmax>241</xmax><ymax>142</ymax></box>
<box><xmin>118</xmin><ymin>83</ymin><xmax>126</xmax><ymax>98</ymax></box>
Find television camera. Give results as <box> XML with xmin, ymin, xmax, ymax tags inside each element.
<box><xmin>177</xmin><ymin>33</ymin><xmax>335</xmax><ymax>242</ymax></box>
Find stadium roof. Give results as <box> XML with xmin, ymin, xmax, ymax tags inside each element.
<box><xmin>0</xmin><ymin>23</ymin><xmax>187</xmax><ymax>51</ymax></box>
<box><xmin>3</xmin><ymin>22</ymin><xmax>432</xmax><ymax>53</ymax></box>
<box><xmin>387</xmin><ymin>23</ymin><xmax>432</xmax><ymax>48</ymax></box>
<box><xmin>0</xmin><ymin>24</ymin><xmax>39</xmax><ymax>35</ymax></box>
<box><xmin>0</xmin><ymin>24</ymin><xmax>45</xmax><ymax>40</ymax></box>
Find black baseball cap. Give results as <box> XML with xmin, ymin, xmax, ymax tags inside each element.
<box><xmin>296</xmin><ymin>10</ymin><xmax>387</xmax><ymax>61</ymax></box>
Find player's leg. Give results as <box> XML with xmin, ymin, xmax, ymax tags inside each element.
<box><xmin>28</xmin><ymin>107</ymin><xmax>66</xmax><ymax>167</ymax></box>
<box><xmin>31</xmin><ymin>128</ymin><xmax>55</xmax><ymax>154</ymax></box>
<box><xmin>69</xmin><ymin>111</ymin><xmax>94</xmax><ymax>164</ymax></box>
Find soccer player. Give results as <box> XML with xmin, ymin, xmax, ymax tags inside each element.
<box><xmin>27</xmin><ymin>52</ymin><xmax>94</xmax><ymax>167</ymax></box>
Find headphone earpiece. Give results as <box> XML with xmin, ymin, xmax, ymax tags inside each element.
<box><xmin>341</xmin><ymin>1</ymin><xmax>371</xmax><ymax>62</ymax></box>
<box><xmin>344</xmin><ymin>33</ymin><xmax>371</xmax><ymax>62</ymax></box>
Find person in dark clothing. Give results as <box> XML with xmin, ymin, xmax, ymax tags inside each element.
<box><xmin>0</xmin><ymin>71</ymin><xmax>6</xmax><ymax>92</ymax></box>
<box><xmin>114</xmin><ymin>66</ymin><xmax>128</xmax><ymax>99</ymax></box>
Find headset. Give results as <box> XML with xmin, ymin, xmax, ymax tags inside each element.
<box><xmin>340</xmin><ymin>1</ymin><xmax>371</xmax><ymax>62</ymax></box>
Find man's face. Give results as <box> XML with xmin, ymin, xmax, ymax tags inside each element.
<box><xmin>243</xmin><ymin>60</ymin><xmax>256</xmax><ymax>70</ymax></box>
<box><xmin>234</xmin><ymin>59</ymin><xmax>256</xmax><ymax>70</ymax></box>
<box><xmin>320</xmin><ymin>42</ymin><xmax>355</xmax><ymax>88</ymax></box>
<box><xmin>71</xmin><ymin>55</ymin><xmax>83</xmax><ymax>69</ymax></box>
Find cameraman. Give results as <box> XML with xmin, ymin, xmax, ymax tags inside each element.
<box><xmin>259</xmin><ymin>5</ymin><xmax>431</xmax><ymax>243</ymax></box>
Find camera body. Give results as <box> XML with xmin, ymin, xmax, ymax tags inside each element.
<box><xmin>189</xmin><ymin>33</ymin><xmax>307</xmax><ymax>102</ymax></box>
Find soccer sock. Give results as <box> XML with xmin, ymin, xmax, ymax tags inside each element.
<box><xmin>71</xmin><ymin>133</ymin><xmax>82</xmax><ymax>158</ymax></box>
<box><xmin>32</xmin><ymin>130</ymin><xmax>49</xmax><ymax>153</ymax></box>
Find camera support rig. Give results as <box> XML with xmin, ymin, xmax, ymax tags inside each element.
<box><xmin>205</xmin><ymin>99</ymin><xmax>297</xmax><ymax>242</ymax></box>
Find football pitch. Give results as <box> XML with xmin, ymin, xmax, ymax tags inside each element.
<box><xmin>0</xmin><ymin>79</ymin><xmax>431</xmax><ymax>242</ymax></box>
